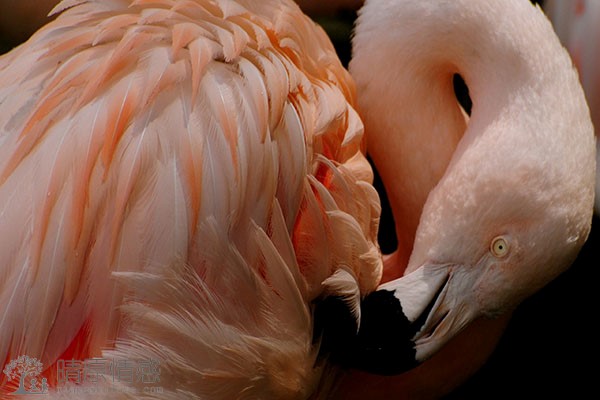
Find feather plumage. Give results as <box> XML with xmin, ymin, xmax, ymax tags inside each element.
<box><xmin>0</xmin><ymin>0</ymin><xmax>381</xmax><ymax>397</ymax></box>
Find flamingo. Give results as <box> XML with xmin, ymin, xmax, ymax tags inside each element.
<box><xmin>0</xmin><ymin>0</ymin><xmax>595</xmax><ymax>399</ymax></box>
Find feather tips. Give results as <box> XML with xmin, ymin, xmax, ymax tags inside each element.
<box><xmin>103</xmin><ymin>212</ymin><xmax>320</xmax><ymax>400</ymax></box>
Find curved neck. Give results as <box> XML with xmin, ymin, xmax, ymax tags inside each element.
<box><xmin>351</xmin><ymin>0</ymin><xmax>568</xmax><ymax>278</ymax></box>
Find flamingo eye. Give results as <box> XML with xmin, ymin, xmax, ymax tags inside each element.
<box><xmin>490</xmin><ymin>237</ymin><xmax>509</xmax><ymax>258</ymax></box>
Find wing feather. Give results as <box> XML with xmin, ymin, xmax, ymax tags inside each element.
<box><xmin>0</xmin><ymin>1</ymin><xmax>381</xmax><ymax>398</ymax></box>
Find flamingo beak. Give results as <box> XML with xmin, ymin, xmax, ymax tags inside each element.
<box><xmin>346</xmin><ymin>264</ymin><xmax>475</xmax><ymax>375</ymax></box>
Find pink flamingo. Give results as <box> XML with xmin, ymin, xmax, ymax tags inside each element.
<box><xmin>0</xmin><ymin>0</ymin><xmax>595</xmax><ymax>398</ymax></box>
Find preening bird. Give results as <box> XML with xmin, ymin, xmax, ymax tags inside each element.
<box><xmin>0</xmin><ymin>0</ymin><xmax>595</xmax><ymax>399</ymax></box>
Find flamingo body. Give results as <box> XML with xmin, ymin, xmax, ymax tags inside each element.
<box><xmin>0</xmin><ymin>0</ymin><xmax>381</xmax><ymax>397</ymax></box>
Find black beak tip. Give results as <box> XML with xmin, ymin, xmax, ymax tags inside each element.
<box><xmin>349</xmin><ymin>289</ymin><xmax>418</xmax><ymax>375</ymax></box>
<box><xmin>314</xmin><ymin>289</ymin><xmax>419</xmax><ymax>376</ymax></box>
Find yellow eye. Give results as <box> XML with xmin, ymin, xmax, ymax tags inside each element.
<box><xmin>491</xmin><ymin>236</ymin><xmax>509</xmax><ymax>258</ymax></box>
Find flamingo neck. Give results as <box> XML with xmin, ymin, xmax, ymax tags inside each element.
<box><xmin>351</xmin><ymin>0</ymin><xmax>565</xmax><ymax>279</ymax></box>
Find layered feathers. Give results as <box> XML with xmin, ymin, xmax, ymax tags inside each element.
<box><xmin>0</xmin><ymin>0</ymin><xmax>382</xmax><ymax>397</ymax></box>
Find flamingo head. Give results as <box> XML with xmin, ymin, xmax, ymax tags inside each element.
<box><xmin>338</xmin><ymin>136</ymin><xmax>594</xmax><ymax>375</ymax></box>
<box><xmin>395</xmin><ymin>156</ymin><xmax>592</xmax><ymax>363</ymax></box>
